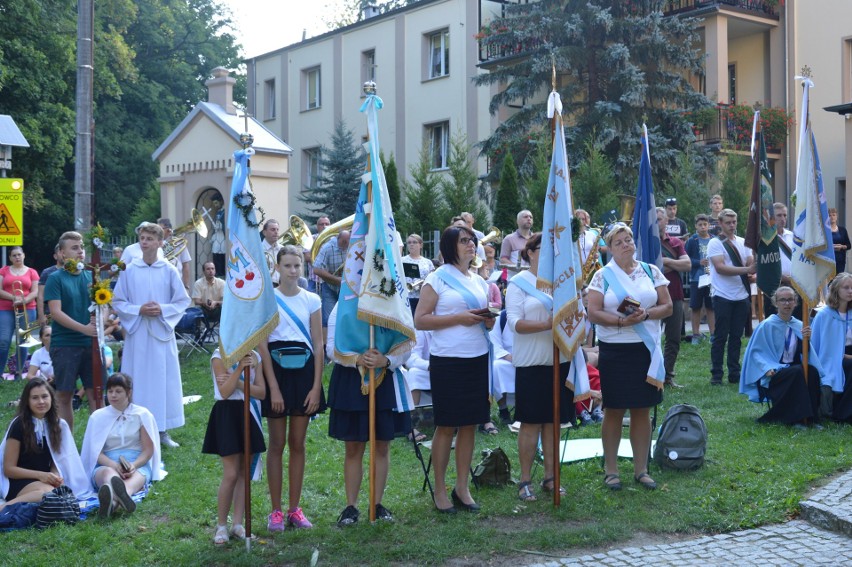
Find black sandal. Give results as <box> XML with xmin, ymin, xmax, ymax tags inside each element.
<box><xmin>603</xmin><ymin>473</ymin><xmax>622</xmax><ymax>491</ymax></box>
<box><xmin>634</xmin><ymin>472</ymin><xmax>657</xmax><ymax>490</ymax></box>
<box><xmin>540</xmin><ymin>477</ymin><xmax>567</xmax><ymax>496</ymax></box>
<box><xmin>517</xmin><ymin>481</ymin><xmax>537</xmax><ymax>502</ymax></box>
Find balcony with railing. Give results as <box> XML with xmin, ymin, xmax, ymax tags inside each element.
<box><xmin>663</xmin><ymin>0</ymin><xmax>779</xmax><ymax>18</ymax></box>
<box><xmin>690</xmin><ymin>103</ymin><xmax>792</xmax><ymax>153</ymax></box>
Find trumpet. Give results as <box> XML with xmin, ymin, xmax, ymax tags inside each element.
<box><xmin>163</xmin><ymin>209</ymin><xmax>208</xmax><ymax>262</ymax></box>
<box><xmin>12</xmin><ymin>281</ymin><xmax>40</xmax><ymax>380</ymax></box>
<box><xmin>406</xmin><ymin>279</ymin><xmax>425</xmax><ymax>292</ymax></box>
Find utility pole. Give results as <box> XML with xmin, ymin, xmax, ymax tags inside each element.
<box><xmin>75</xmin><ymin>0</ymin><xmax>94</xmax><ymax>231</ymax></box>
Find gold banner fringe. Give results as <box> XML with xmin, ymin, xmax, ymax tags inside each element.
<box><xmin>219</xmin><ymin>312</ymin><xmax>280</xmax><ymax>368</ymax></box>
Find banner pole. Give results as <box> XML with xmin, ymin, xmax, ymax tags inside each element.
<box><xmin>243</xmin><ymin>364</ymin><xmax>252</xmax><ymax>551</ymax></box>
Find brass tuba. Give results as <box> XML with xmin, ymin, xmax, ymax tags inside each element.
<box><xmin>163</xmin><ymin>209</ymin><xmax>208</xmax><ymax>262</ymax></box>
<box><xmin>471</xmin><ymin>227</ymin><xmax>502</xmax><ymax>270</ymax></box>
<box><xmin>268</xmin><ymin>215</ymin><xmax>314</xmax><ymax>275</ymax></box>
<box><xmin>617</xmin><ymin>195</ymin><xmax>636</xmax><ymax>224</ymax></box>
<box><xmin>311</xmin><ymin>214</ymin><xmax>355</xmax><ymax>268</ymax></box>
<box><xmin>12</xmin><ymin>281</ymin><xmax>40</xmax><ymax>380</ymax></box>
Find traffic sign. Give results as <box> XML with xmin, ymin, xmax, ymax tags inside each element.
<box><xmin>0</xmin><ymin>178</ymin><xmax>23</xmax><ymax>245</ymax></box>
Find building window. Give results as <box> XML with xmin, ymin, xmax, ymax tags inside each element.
<box><xmin>264</xmin><ymin>79</ymin><xmax>276</xmax><ymax>120</ymax></box>
<box><xmin>426</xmin><ymin>121</ymin><xmax>449</xmax><ymax>170</ymax></box>
<box><xmin>362</xmin><ymin>49</ymin><xmax>376</xmax><ymax>85</ymax></box>
<box><xmin>428</xmin><ymin>30</ymin><xmax>449</xmax><ymax>79</ymax></box>
<box><xmin>304</xmin><ymin>148</ymin><xmax>321</xmax><ymax>189</ymax></box>
<box><xmin>304</xmin><ymin>67</ymin><xmax>321</xmax><ymax>110</ymax></box>
<box><xmin>728</xmin><ymin>64</ymin><xmax>736</xmax><ymax>105</ymax></box>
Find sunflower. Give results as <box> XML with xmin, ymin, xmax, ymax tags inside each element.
<box><xmin>94</xmin><ymin>288</ymin><xmax>113</xmax><ymax>305</ymax></box>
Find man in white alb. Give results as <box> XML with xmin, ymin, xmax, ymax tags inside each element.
<box><xmin>113</xmin><ymin>223</ymin><xmax>191</xmax><ymax>448</ymax></box>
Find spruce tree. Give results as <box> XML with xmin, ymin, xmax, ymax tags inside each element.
<box><xmin>398</xmin><ymin>144</ymin><xmax>446</xmax><ymax>253</ymax></box>
<box><xmin>474</xmin><ymin>0</ymin><xmax>714</xmax><ymax>187</ymax></box>
<box><xmin>299</xmin><ymin>118</ymin><xmax>363</xmax><ymax>222</ymax></box>
<box><xmin>493</xmin><ymin>151</ymin><xmax>522</xmax><ymax>234</ymax></box>
<box><xmin>381</xmin><ymin>152</ymin><xmax>402</xmax><ymax>213</ymax></box>
<box><xmin>572</xmin><ymin>137</ymin><xmax>619</xmax><ymax>224</ymax></box>
<box><xmin>440</xmin><ymin>132</ymin><xmax>490</xmax><ymax>229</ymax></box>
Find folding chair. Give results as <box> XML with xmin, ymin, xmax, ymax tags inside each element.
<box><xmin>175</xmin><ymin>307</ymin><xmax>206</xmax><ymax>358</ymax></box>
<box><xmin>199</xmin><ymin>308</ymin><xmax>220</xmax><ymax>346</ymax></box>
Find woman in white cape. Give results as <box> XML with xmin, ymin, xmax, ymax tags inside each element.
<box><xmin>81</xmin><ymin>373</ymin><xmax>163</xmax><ymax>518</ymax></box>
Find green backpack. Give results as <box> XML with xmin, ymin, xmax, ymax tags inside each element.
<box><xmin>472</xmin><ymin>447</ymin><xmax>512</xmax><ymax>487</ymax></box>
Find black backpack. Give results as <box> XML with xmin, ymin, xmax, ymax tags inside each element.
<box><xmin>653</xmin><ymin>404</ymin><xmax>707</xmax><ymax>471</ymax></box>
<box><xmin>472</xmin><ymin>447</ymin><xmax>512</xmax><ymax>487</ymax></box>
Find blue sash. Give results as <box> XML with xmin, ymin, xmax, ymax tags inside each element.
<box><xmin>509</xmin><ymin>274</ymin><xmax>553</xmax><ymax>311</ymax></box>
<box><xmin>275</xmin><ymin>292</ymin><xmax>313</xmax><ymax>351</ymax></box>
<box><xmin>601</xmin><ymin>263</ymin><xmax>665</xmax><ymax>386</ymax></box>
<box><xmin>433</xmin><ymin>267</ymin><xmax>494</xmax><ymax>394</ymax></box>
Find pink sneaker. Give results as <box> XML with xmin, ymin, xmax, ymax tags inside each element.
<box><xmin>287</xmin><ymin>507</ymin><xmax>313</xmax><ymax>529</ymax></box>
<box><xmin>267</xmin><ymin>509</ymin><xmax>285</xmax><ymax>532</ymax></box>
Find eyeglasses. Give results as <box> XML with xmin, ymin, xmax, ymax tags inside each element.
<box><xmin>776</xmin><ymin>297</ymin><xmax>796</xmax><ymax>304</ymax></box>
<box><xmin>459</xmin><ymin>237</ymin><xmax>476</xmax><ymax>245</ymax></box>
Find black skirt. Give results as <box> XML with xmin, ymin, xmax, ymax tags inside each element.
<box><xmin>832</xmin><ymin>357</ymin><xmax>852</xmax><ymax>422</ymax></box>
<box><xmin>327</xmin><ymin>365</ymin><xmax>396</xmax><ymax>442</ymax></box>
<box><xmin>261</xmin><ymin>340</ymin><xmax>327</xmax><ymax>418</ymax></box>
<box><xmin>202</xmin><ymin>400</ymin><xmax>267</xmax><ymax>457</ymax></box>
<box><xmin>514</xmin><ymin>362</ymin><xmax>575</xmax><ymax>424</ymax></box>
<box><xmin>598</xmin><ymin>341</ymin><xmax>663</xmax><ymax>410</ymax></box>
<box><xmin>430</xmin><ymin>354</ymin><xmax>490</xmax><ymax>427</ymax></box>
<box><xmin>757</xmin><ymin>365</ymin><xmax>820</xmax><ymax>425</ymax></box>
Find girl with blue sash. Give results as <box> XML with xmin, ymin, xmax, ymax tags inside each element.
<box><xmin>506</xmin><ymin>234</ymin><xmax>574</xmax><ymax>502</ymax></box>
<box><xmin>587</xmin><ymin>224</ymin><xmax>671</xmax><ymax>491</ymax></box>
<box><xmin>414</xmin><ymin>226</ymin><xmax>493</xmax><ymax>514</ymax></box>
<box><xmin>811</xmin><ymin>273</ymin><xmax>852</xmax><ymax>422</ymax></box>
<box><xmin>259</xmin><ymin>245</ymin><xmax>326</xmax><ymax>532</ymax></box>
<box><xmin>740</xmin><ymin>287</ymin><xmax>822</xmax><ymax>427</ymax></box>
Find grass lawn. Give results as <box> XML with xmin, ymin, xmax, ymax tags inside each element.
<box><xmin>1</xmin><ymin>338</ymin><xmax>850</xmax><ymax>566</ymax></box>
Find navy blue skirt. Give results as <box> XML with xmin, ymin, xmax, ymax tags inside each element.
<box><xmin>430</xmin><ymin>354</ymin><xmax>490</xmax><ymax>427</ymax></box>
<box><xmin>598</xmin><ymin>341</ymin><xmax>663</xmax><ymax>409</ymax></box>
<box><xmin>514</xmin><ymin>362</ymin><xmax>575</xmax><ymax>424</ymax></box>
<box><xmin>203</xmin><ymin>400</ymin><xmax>267</xmax><ymax>457</ymax></box>
<box><xmin>261</xmin><ymin>340</ymin><xmax>327</xmax><ymax>418</ymax></box>
<box><xmin>328</xmin><ymin>365</ymin><xmax>396</xmax><ymax>442</ymax></box>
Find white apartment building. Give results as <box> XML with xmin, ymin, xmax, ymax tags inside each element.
<box><xmin>245</xmin><ymin>0</ymin><xmax>850</xmax><ymax>225</ymax></box>
<box><xmin>246</xmin><ymin>0</ymin><xmax>505</xmax><ymax>222</ymax></box>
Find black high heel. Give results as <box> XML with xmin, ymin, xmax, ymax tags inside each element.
<box><xmin>451</xmin><ymin>489</ymin><xmax>480</xmax><ymax>512</ymax></box>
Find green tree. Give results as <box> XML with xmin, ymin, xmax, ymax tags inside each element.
<box><xmin>660</xmin><ymin>147</ymin><xmax>711</xmax><ymax>233</ymax></box>
<box><xmin>572</xmin><ymin>138</ymin><xmax>619</xmax><ymax>224</ymax></box>
<box><xmin>520</xmin><ymin>133</ymin><xmax>550</xmax><ymax>230</ymax></box>
<box><xmin>124</xmin><ymin>182</ymin><xmax>164</xmax><ymax>237</ymax></box>
<box><xmin>440</xmin><ymin>132</ymin><xmax>489</xmax><ymax>228</ymax></box>
<box><xmin>474</xmin><ymin>0</ymin><xmax>714</xmax><ymax>187</ymax></box>
<box><xmin>0</xmin><ymin>0</ymin><xmax>244</xmax><ymax>269</ymax></box>
<box><xmin>398</xmin><ymin>144</ymin><xmax>445</xmax><ymax>251</ymax></box>
<box><xmin>300</xmin><ymin>118</ymin><xmax>363</xmax><ymax>222</ymax></box>
<box><xmin>381</xmin><ymin>152</ymin><xmax>401</xmax><ymax>213</ymax></box>
<box><xmin>715</xmin><ymin>154</ymin><xmax>752</xmax><ymax>223</ymax></box>
<box><xmin>492</xmin><ymin>151</ymin><xmax>522</xmax><ymax>234</ymax></box>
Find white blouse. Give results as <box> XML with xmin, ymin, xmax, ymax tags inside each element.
<box><xmin>588</xmin><ymin>261</ymin><xmax>668</xmax><ymax>344</ymax></box>
<box><xmin>423</xmin><ymin>265</ymin><xmax>490</xmax><ymax>358</ymax></box>
<box><xmin>505</xmin><ymin>270</ymin><xmax>565</xmax><ymax>367</ymax></box>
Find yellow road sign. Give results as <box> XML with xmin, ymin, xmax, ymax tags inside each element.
<box><xmin>0</xmin><ymin>178</ymin><xmax>24</xmax><ymax>246</ymax></box>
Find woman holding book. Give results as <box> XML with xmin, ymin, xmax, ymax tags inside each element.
<box><xmin>586</xmin><ymin>224</ymin><xmax>671</xmax><ymax>491</ymax></box>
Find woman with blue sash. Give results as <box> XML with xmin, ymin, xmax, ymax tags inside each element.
<box><xmin>506</xmin><ymin>234</ymin><xmax>574</xmax><ymax>502</ymax></box>
<box><xmin>740</xmin><ymin>287</ymin><xmax>822</xmax><ymax>427</ymax></box>
<box><xmin>414</xmin><ymin>225</ymin><xmax>493</xmax><ymax>514</ymax></box>
<box><xmin>259</xmin><ymin>245</ymin><xmax>326</xmax><ymax>532</ymax></box>
<box><xmin>811</xmin><ymin>273</ymin><xmax>852</xmax><ymax>422</ymax></box>
<box><xmin>587</xmin><ymin>224</ymin><xmax>671</xmax><ymax>491</ymax></box>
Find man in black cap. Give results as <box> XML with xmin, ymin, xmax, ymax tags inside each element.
<box><xmin>664</xmin><ymin>197</ymin><xmax>688</xmax><ymax>242</ymax></box>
